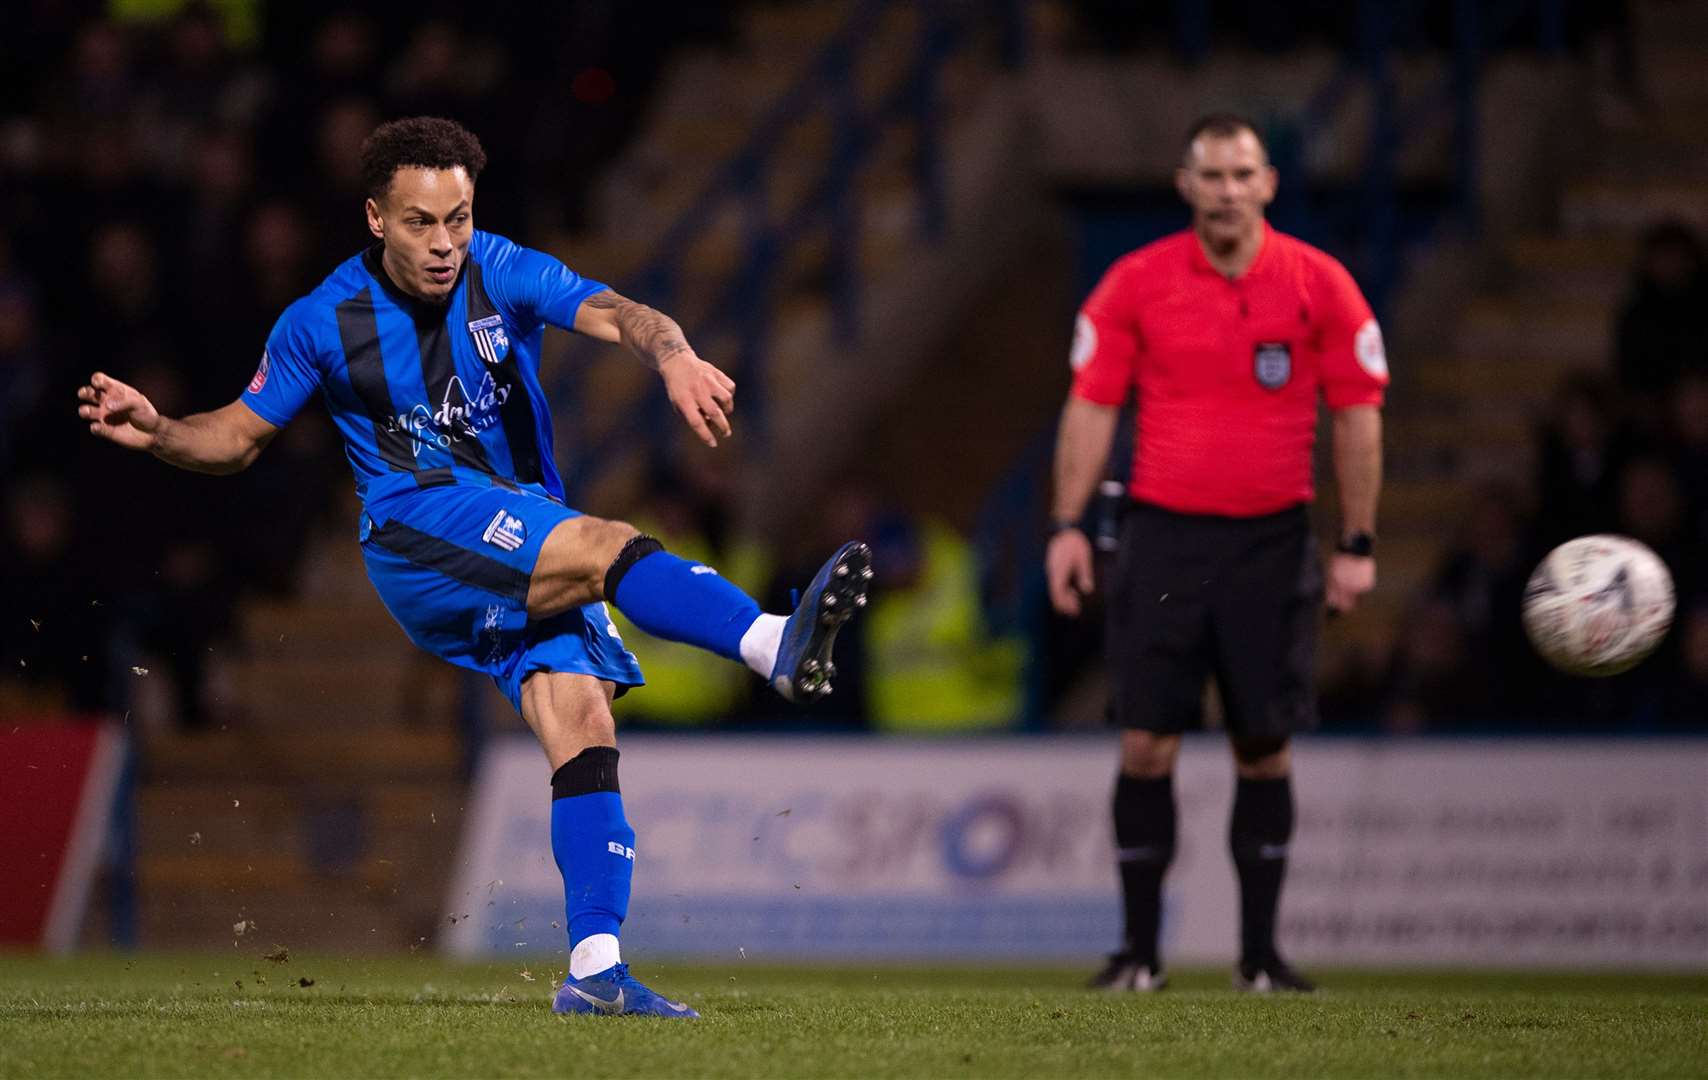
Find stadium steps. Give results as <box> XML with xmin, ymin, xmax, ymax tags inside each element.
<box><xmin>1561</xmin><ymin>178</ymin><xmax>1708</xmax><ymax>235</ymax></box>
<box><xmin>564</xmin><ymin>0</ymin><xmax>1014</xmax><ymax>527</ymax></box>
<box><xmin>133</xmin><ymin>520</ymin><xmax>472</xmax><ymax>949</ymax></box>
<box><xmin>132</xmin><ymin>732</ymin><xmax>466</xmax><ymax>950</ymax></box>
<box><xmin>141</xmin><ymin>729</ymin><xmax>462</xmax><ymax>784</ymax></box>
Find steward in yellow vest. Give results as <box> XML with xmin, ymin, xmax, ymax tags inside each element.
<box><xmin>868</xmin><ymin>518</ymin><xmax>1023</xmax><ymax>731</ymax></box>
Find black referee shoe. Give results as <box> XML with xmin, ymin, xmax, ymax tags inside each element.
<box><xmin>1233</xmin><ymin>956</ymin><xmax>1316</xmax><ymax>993</ymax></box>
<box><xmin>1087</xmin><ymin>953</ymin><xmax>1168</xmax><ymax>992</ymax></box>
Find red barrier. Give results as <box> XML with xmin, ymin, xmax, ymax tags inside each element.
<box><xmin>0</xmin><ymin>723</ymin><xmax>127</xmax><ymax>950</ymax></box>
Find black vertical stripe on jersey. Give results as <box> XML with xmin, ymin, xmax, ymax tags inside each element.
<box><xmin>466</xmin><ymin>260</ymin><xmax>543</xmax><ymax>485</ymax></box>
<box><xmin>413</xmin><ymin>308</ymin><xmax>493</xmax><ymax>475</ymax></box>
<box><xmin>337</xmin><ymin>288</ymin><xmax>415</xmax><ymax>472</ymax></box>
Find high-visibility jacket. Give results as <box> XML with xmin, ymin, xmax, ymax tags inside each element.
<box><xmin>868</xmin><ymin>519</ymin><xmax>1023</xmax><ymax>731</ymax></box>
<box><xmin>611</xmin><ymin>522</ymin><xmax>770</xmax><ymax>726</ymax></box>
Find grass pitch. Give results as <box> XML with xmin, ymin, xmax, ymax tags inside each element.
<box><xmin>0</xmin><ymin>954</ymin><xmax>1703</xmax><ymax>1079</ymax></box>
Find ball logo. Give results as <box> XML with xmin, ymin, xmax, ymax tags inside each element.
<box><xmin>248</xmin><ymin>350</ymin><xmax>270</xmax><ymax>394</ymax></box>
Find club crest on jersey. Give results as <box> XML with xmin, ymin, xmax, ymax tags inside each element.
<box><xmin>468</xmin><ymin>314</ymin><xmax>511</xmax><ymax>365</ymax></box>
<box><xmin>1253</xmin><ymin>341</ymin><xmax>1291</xmax><ymax>390</ymax></box>
<box><xmin>482</xmin><ymin>510</ymin><xmax>526</xmax><ymax>552</ymax></box>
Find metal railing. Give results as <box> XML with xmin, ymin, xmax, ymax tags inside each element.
<box><xmin>550</xmin><ymin>0</ymin><xmax>1018</xmax><ymax>498</ymax></box>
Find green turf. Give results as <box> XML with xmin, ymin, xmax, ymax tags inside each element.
<box><xmin>0</xmin><ymin>954</ymin><xmax>1704</xmax><ymax>1079</ymax></box>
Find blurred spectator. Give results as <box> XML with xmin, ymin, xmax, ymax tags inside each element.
<box><xmin>1662</xmin><ymin>604</ymin><xmax>1708</xmax><ymax>725</ymax></box>
<box><xmin>866</xmin><ymin>514</ymin><xmax>1024</xmax><ymax>733</ymax></box>
<box><xmin>0</xmin><ymin>276</ymin><xmax>47</xmax><ymax>470</ymax></box>
<box><xmin>1613</xmin><ymin>221</ymin><xmax>1708</xmax><ymax>408</ymax></box>
<box><xmin>193</xmin><ymin>196</ymin><xmax>315</xmax><ymax>379</ymax></box>
<box><xmin>78</xmin><ymin>221</ymin><xmax>177</xmax><ymax>382</ymax></box>
<box><xmin>1616</xmin><ymin>456</ymin><xmax>1691</xmax><ymax>569</ymax></box>
<box><xmin>254</xmin><ymin>11</ymin><xmax>378</xmax><ymax>186</ymax></box>
<box><xmin>383</xmin><ymin>20</ymin><xmax>503</xmax><ymax>122</ymax></box>
<box><xmin>1596</xmin><ymin>456</ymin><xmax>1701</xmax><ymax>726</ymax></box>
<box><xmin>134</xmin><ymin>3</ymin><xmax>268</xmax><ymax>182</ymax></box>
<box><xmin>1665</xmin><ymin>372</ymin><xmax>1708</xmax><ymax>542</ymax></box>
<box><xmin>1534</xmin><ymin>372</ymin><xmax>1621</xmax><ymax>547</ymax></box>
<box><xmin>182</xmin><ymin>127</ymin><xmax>254</xmax><ymax>286</ymax></box>
<box><xmin>0</xmin><ymin>474</ymin><xmax>110</xmax><ymax>715</ymax></box>
<box><xmin>305</xmin><ymin>97</ymin><xmax>383</xmax><ymax>266</ymax></box>
<box><xmin>43</xmin><ymin>21</ymin><xmax>137</xmax><ymax>137</ymax></box>
<box><xmin>89</xmin><ymin>360</ymin><xmax>240</xmax><ymax>730</ymax></box>
<box><xmin>1376</xmin><ymin>597</ymin><xmax>1485</xmax><ymax>733</ymax></box>
<box><xmin>1421</xmin><ymin>483</ymin><xmax>1541</xmax><ymax>723</ymax></box>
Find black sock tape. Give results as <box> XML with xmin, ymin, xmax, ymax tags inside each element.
<box><xmin>602</xmin><ymin>534</ymin><xmax>665</xmax><ymax>603</ymax></box>
<box><xmin>551</xmin><ymin>746</ymin><xmax>621</xmax><ymax>799</ymax></box>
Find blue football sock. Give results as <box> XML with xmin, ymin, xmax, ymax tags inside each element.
<box><xmin>607</xmin><ymin>545</ymin><xmax>760</xmax><ymax>661</ymax></box>
<box><xmin>550</xmin><ymin>748</ymin><xmax>634</xmax><ymax>948</ymax></box>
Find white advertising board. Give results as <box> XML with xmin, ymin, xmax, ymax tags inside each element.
<box><xmin>443</xmin><ymin>736</ymin><xmax>1708</xmax><ymax>968</ymax></box>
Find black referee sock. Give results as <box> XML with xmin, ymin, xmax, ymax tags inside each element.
<box><xmin>1112</xmin><ymin>773</ymin><xmax>1176</xmax><ymax>968</ymax></box>
<box><xmin>1229</xmin><ymin>775</ymin><xmax>1294</xmax><ymax>968</ymax></box>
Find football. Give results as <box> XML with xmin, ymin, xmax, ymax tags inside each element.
<box><xmin>1521</xmin><ymin>534</ymin><xmax>1676</xmax><ymax>677</ymax></box>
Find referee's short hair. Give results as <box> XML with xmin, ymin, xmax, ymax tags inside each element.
<box><xmin>1184</xmin><ymin>112</ymin><xmax>1266</xmax><ymax>156</ymax></box>
<box><xmin>360</xmin><ymin>116</ymin><xmax>488</xmax><ymax>200</ymax></box>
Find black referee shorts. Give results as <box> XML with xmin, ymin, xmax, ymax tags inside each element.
<box><xmin>1106</xmin><ymin>501</ymin><xmax>1323</xmax><ymax>738</ymax></box>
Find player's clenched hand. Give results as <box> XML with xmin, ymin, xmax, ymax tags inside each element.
<box><xmin>77</xmin><ymin>372</ymin><xmax>161</xmax><ymax>452</ymax></box>
<box><xmin>1325</xmin><ymin>553</ymin><xmax>1375</xmax><ymax>614</ymax></box>
<box><xmin>1046</xmin><ymin>527</ymin><xmax>1096</xmax><ymax>617</ymax></box>
<box><xmin>660</xmin><ymin>351</ymin><xmax>736</xmax><ymax>448</ymax></box>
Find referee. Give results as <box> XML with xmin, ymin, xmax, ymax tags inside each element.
<box><xmin>1047</xmin><ymin>114</ymin><xmax>1387</xmax><ymax>992</ymax></box>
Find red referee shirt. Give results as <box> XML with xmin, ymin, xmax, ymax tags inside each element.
<box><xmin>1070</xmin><ymin>223</ymin><xmax>1388</xmax><ymax>518</ymax></box>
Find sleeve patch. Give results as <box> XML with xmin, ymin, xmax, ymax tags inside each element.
<box><xmin>1354</xmin><ymin>319</ymin><xmax>1388</xmax><ymax>379</ymax></box>
<box><xmin>247</xmin><ymin>349</ymin><xmax>270</xmax><ymax>393</ymax></box>
<box><xmin>1070</xmin><ymin>314</ymin><xmax>1098</xmax><ymax>371</ymax></box>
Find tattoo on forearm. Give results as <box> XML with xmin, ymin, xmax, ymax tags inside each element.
<box><xmin>589</xmin><ymin>290</ymin><xmax>691</xmax><ymax>368</ymax></box>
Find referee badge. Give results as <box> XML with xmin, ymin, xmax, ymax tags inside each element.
<box><xmin>1253</xmin><ymin>341</ymin><xmax>1292</xmax><ymax>390</ymax></box>
<box><xmin>467</xmin><ymin>314</ymin><xmax>511</xmax><ymax>365</ymax></box>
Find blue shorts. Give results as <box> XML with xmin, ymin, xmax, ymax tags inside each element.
<box><xmin>358</xmin><ymin>482</ymin><xmax>644</xmax><ymax>714</ymax></box>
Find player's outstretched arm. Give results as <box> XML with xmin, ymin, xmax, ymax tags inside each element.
<box><xmin>77</xmin><ymin>372</ymin><xmax>278</xmax><ymax>475</ymax></box>
<box><xmin>575</xmin><ymin>289</ymin><xmax>736</xmax><ymax>448</ymax></box>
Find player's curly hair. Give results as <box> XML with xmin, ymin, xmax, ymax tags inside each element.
<box><xmin>359</xmin><ymin>116</ymin><xmax>488</xmax><ymax>200</ymax></box>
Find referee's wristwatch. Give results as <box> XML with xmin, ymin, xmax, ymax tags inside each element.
<box><xmin>1336</xmin><ymin>531</ymin><xmax>1376</xmax><ymax>557</ymax></box>
<box><xmin>1050</xmin><ymin>519</ymin><xmax>1084</xmax><ymax>536</ymax></box>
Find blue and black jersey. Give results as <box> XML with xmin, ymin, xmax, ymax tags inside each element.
<box><xmin>241</xmin><ymin>230</ymin><xmax>605</xmax><ymax>508</ymax></box>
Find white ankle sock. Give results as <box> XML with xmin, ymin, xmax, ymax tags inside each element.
<box><xmin>738</xmin><ymin>613</ymin><xmax>787</xmax><ymax>677</ymax></box>
<box><xmin>570</xmin><ymin>933</ymin><xmax>621</xmax><ymax>979</ymax></box>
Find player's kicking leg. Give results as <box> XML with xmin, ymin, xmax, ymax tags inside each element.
<box><xmin>529</xmin><ymin>516</ymin><xmax>871</xmax><ymax>701</ymax></box>
<box><xmin>518</xmin><ymin>672</ymin><xmax>699</xmax><ymax>1019</ymax></box>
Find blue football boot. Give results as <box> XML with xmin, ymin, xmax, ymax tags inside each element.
<box><xmin>770</xmin><ymin>541</ymin><xmax>873</xmax><ymax>703</ymax></box>
<box><xmin>551</xmin><ymin>964</ymin><xmax>699</xmax><ymax>1019</ymax></box>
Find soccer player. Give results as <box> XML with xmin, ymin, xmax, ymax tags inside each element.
<box><xmin>76</xmin><ymin>117</ymin><xmax>871</xmax><ymax>1018</ymax></box>
<box><xmin>1045</xmin><ymin>114</ymin><xmax>1386</xmax><ymax>992</ymax></box>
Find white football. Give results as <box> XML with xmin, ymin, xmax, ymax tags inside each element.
<box><xmin>1521</xmin><ymin>534</ymin><xmax>1675</xmax><ymax>677</ymax></box>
